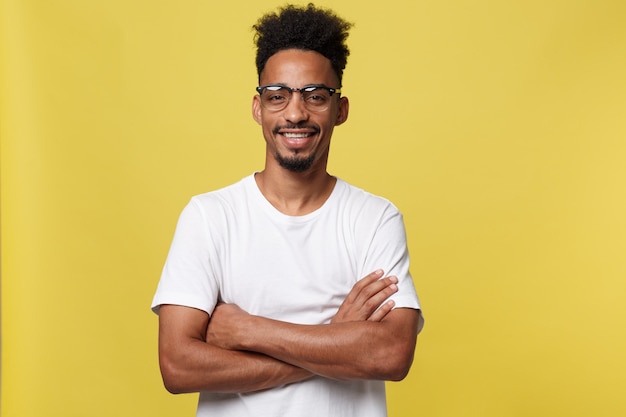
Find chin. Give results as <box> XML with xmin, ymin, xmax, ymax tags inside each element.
<box><xmin>276</xmin><ymin>153</ymin><xmax>316</xmax><ymax>172</ymax></box>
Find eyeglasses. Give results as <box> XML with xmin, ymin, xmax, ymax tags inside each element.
<box><xmin>256</xmin><ymin>84</ymin><xmax>341</xmax><ymax>112</ymax></box>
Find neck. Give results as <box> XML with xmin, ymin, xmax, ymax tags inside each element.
<box><xmin>255</xmin><ymin>165</ymin><xmax>336</xmax><ymax>216</ymax></box>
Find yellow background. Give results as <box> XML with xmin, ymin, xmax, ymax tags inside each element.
<box><xmin>2</xmin><ymin>0</ymin><xmax>625</xmax><ymax>416</ymax></box>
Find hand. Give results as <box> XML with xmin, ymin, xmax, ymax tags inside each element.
<box><xmin>331</xmin><ymin>269</ymin><xmax>398</xmax><ymax>324</ymax></box>
<box><xmin>205</xmin><ymin>303</ymin><xmax>249</xmax><ymax>350</ymax></box>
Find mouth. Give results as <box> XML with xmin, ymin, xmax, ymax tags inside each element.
<box><xmin>274</xmin><ymin>125</ymin><xmax>320</xmax><ymax>149</ymax></box>
<box><xmin>282</xmin><ymin>132</ymin><xmax>315</xmax><ymax>139</ymax></box>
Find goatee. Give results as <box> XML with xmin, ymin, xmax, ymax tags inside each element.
<box><xmin>276</xmin><ymin>152</ymin><xmax>316</xmax><ymax>172</ymax></box>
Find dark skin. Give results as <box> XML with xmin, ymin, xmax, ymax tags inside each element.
<box><xmin>159</xmin><ymin>270</ymin><xmax>417</xmax><ymax>393</ymax></box>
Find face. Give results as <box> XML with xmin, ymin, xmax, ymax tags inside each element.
<box><xmin>253</xmin><ymin>49</ymin><xmax>349</xmax><ymax>173</ymax></box>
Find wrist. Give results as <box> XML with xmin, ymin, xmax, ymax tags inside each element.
<box><xmin>236</xmin><ymin>313</ymin><xmax>260</xmax><ymax>351</ymax></box>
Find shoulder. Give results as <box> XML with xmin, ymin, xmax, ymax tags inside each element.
<box><xmin>188</xmin><ymin>175</ymin><xmax>253</xmax><ymax>213</ymax></box>
<box><xmin>336</xmin><ymin>179</ymin><xmax>402</xmax><ymax>219</ymax></box>
<box><xmin>175</xmin><ymin>175</ymin><xmax>255</xmax><ymax>230</ymax></box>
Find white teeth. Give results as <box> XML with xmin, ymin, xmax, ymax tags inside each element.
<box><xmin>283</xmin><ymin>132</ymin><xmax>311</xmax><ymax>138</ymax></box>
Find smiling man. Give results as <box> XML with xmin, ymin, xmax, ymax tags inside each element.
<box><xmin>152</xmin><ymin>4</ymin><xmax>423</xmax><ymax>417</ymax></box>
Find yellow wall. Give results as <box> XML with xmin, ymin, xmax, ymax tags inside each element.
<box><xmin>2</xmin><ymin>1</ymin><xmax>625</xmax><ymax>416</ymax></box>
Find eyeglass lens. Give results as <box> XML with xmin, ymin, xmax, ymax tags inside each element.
<box><xmin>260</xmin><ymin>87</ymin><xmax>332</xmax><ymax>111</ymax></box>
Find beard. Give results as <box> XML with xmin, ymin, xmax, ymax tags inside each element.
<box><xmin>275</xmin><ymin>151</ymin><xmax>316</xmax><ymax>172</ymax></box>
<box><xmin>271</xmin><ymin>123</ymin><xmax>320</xmax><ymax>172</ymax></box>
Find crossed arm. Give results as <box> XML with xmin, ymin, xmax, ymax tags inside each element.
<box><xmin>158</xmin><ymin>270</ymin><xmax>421</xmax><ymax>394</ymax></box>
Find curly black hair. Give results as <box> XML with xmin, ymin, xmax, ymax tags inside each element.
<box><xmin>253</xmin><ymin>3</ymin><xmax>353</xmax><ymax>84</ymax></box>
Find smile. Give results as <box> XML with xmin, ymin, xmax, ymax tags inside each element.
<box><xmin>282</xmin><ymin>132</ymin><xmax>314</xmax><ymax>138</ymax></box>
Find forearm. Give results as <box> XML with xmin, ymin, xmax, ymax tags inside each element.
<box><xmin>158</xmin><ymin>304</ymin><xmax>312</xmax><ymax>394</ymax></box>
<box><xmin>160</xmin><ymin>339</ymin><xmax>312</xmax><ymax>394</ymax></box>
<box><xmin>218</xmin><ymin>308</ymin><xmax>420</xmax><ymax>381</ymax></box>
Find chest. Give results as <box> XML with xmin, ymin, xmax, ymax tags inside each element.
<box><xmin>216</xmin><ymin>215</ymin><xmax>359</xmax><ymax>324</ymax></box>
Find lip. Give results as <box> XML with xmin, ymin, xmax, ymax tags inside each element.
<box><xmin>278</xmin><ymin>130</ymin><xmax>316</xmax><ymax>150</ymax></box>
<box><xmin>275</xmin><ymin>125</ymin><xmax>319</xmax><ymax>150</ymax></box>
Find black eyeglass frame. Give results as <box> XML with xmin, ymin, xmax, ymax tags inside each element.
<box><xmin>255</xmin><ymin>84</ymin><xmax>342</xmax><ymax>112</ymax></box>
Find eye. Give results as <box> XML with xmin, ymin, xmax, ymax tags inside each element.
<box><xmin>263</xmin><ymin>87</ymin><xmax>289</xmax><ymax>103</ymax></box>
<box><xmin>303</xmin><ymin>88</ymin><xmax>330</xmax><ymax>105</ymax></box>
<box><xmin>267</xmin><ymin>94</ymin><xmax>287</xmax><ymax>102</ymax></box>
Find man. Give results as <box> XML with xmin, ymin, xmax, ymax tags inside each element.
<box><xmin>152</xmin><ymin>4</ymin><xmax>423</xmax><ymax>416</ymax></box>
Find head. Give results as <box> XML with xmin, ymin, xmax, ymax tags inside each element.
<box><xmin>252</xmin><ymin>4</ymin><xmax>352</xmax><ymax>173</ymax></box>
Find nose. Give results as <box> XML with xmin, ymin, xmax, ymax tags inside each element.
<box><xmin>283</xmin><ymin>91</ymin><xmax>309</xmax><ymax>123</ymax></box>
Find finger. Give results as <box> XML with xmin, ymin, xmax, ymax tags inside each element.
<box><xmin>368</xmin><ymin>299</ymin><xmax>395</xmax><ymax>322</ymax></box>
<box><xmin>344</xmin><ymin>269</ymin><xmax>385</xmax><ymax>303</ymax></box>
<box><xmin>353</xmin><ymin>275</ymin><xmax>398</xmax><ymax>306</ymax></box>
<box><xmin>358</xmin><ymin>280</ymin><xmax>398</xmax><ymax>317</ymax></box>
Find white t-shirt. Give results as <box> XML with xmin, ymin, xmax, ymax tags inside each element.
<box><xmin>152</xmin><ymin>174</ymin><xmax>421</xmax><ymax>417</ymax></box>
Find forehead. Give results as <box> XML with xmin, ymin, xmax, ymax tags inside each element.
<box><xmin>260</xmin><ymin>49</ymin><xmax>339</xmax><ymax>87</ymax></box>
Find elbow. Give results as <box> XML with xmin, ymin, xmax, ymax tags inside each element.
<box><xmin>366</xmin><ymin>356</ymin><xmax>412</xmax><ymax>382</ymax></box>
<box><xmin>160</xmin><ymin>364</ymin><xmax>184</xmax><ymax>394</ymax></box>
<box><xmin>386</xmin><ymin>359</ymin><xmax>413</xmax><ymax>381</ymax></box>
<box><xmin>382</xmin><ymin>351</ymin><xmax>415</xmax><ymax>382</ymax></box>
<box><xmin>374</xmin><ymin>308</ymin><xmax>421</xmax><ymax>381</ymax></box>
<box><xmin>162</xmin><ymin>377</ymin><xmax>185</xmax><ymax>395</ymax></box>
<box><xmin>164</xmin><ymin>382</ymin><xmax>184</xmax><ymax>395</ymax></box>
<box><xmin>370</xmin><ymin>341</ymin><xmax>416</xmax><ymax>381</ymax></box>
<box><xmin>159</xmin><ymin>355</ymin><xmax>191</xmax><ymax>394</ymax></box>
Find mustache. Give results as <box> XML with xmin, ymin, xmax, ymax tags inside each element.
<box><xmin>273</xmin><ymin>123</ymin><xmax>320</xmax><ymax>134</ymax></box>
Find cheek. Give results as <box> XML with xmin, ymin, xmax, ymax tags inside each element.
<box><xmin>261</xmin><ymin>122</ymin><xmax>278</xmax><ymax>144</ymax></box>
<box><xmin>319</xmin><ymin>116</ymin><xmax>338</xmax><ymax>131</ymax></box>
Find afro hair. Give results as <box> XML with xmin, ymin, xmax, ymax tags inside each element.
<box><xmin>253</xmin><ymin>3</ymin><xmax>353</xmax><ymax>84</ymax></box>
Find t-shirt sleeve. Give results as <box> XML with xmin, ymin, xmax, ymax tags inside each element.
<box><xmin>151</xmin><ymin>198</ymin><xmax>220</xmax><ymax>315</ymax></box>
<box><xmin>360</xmin><ymin>204</ymin><xmax>424</xmax><ymax>332</ymax></box>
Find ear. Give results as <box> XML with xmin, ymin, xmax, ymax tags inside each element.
<box><xmin>335</xmin><ymin>96</ymin><xmax>349</xmax><ymax>126</ymax></box>
<box><xmin>252</xmin><ymin>95</ymin><xmax>263</xmax><ymax>125</ymax></box>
